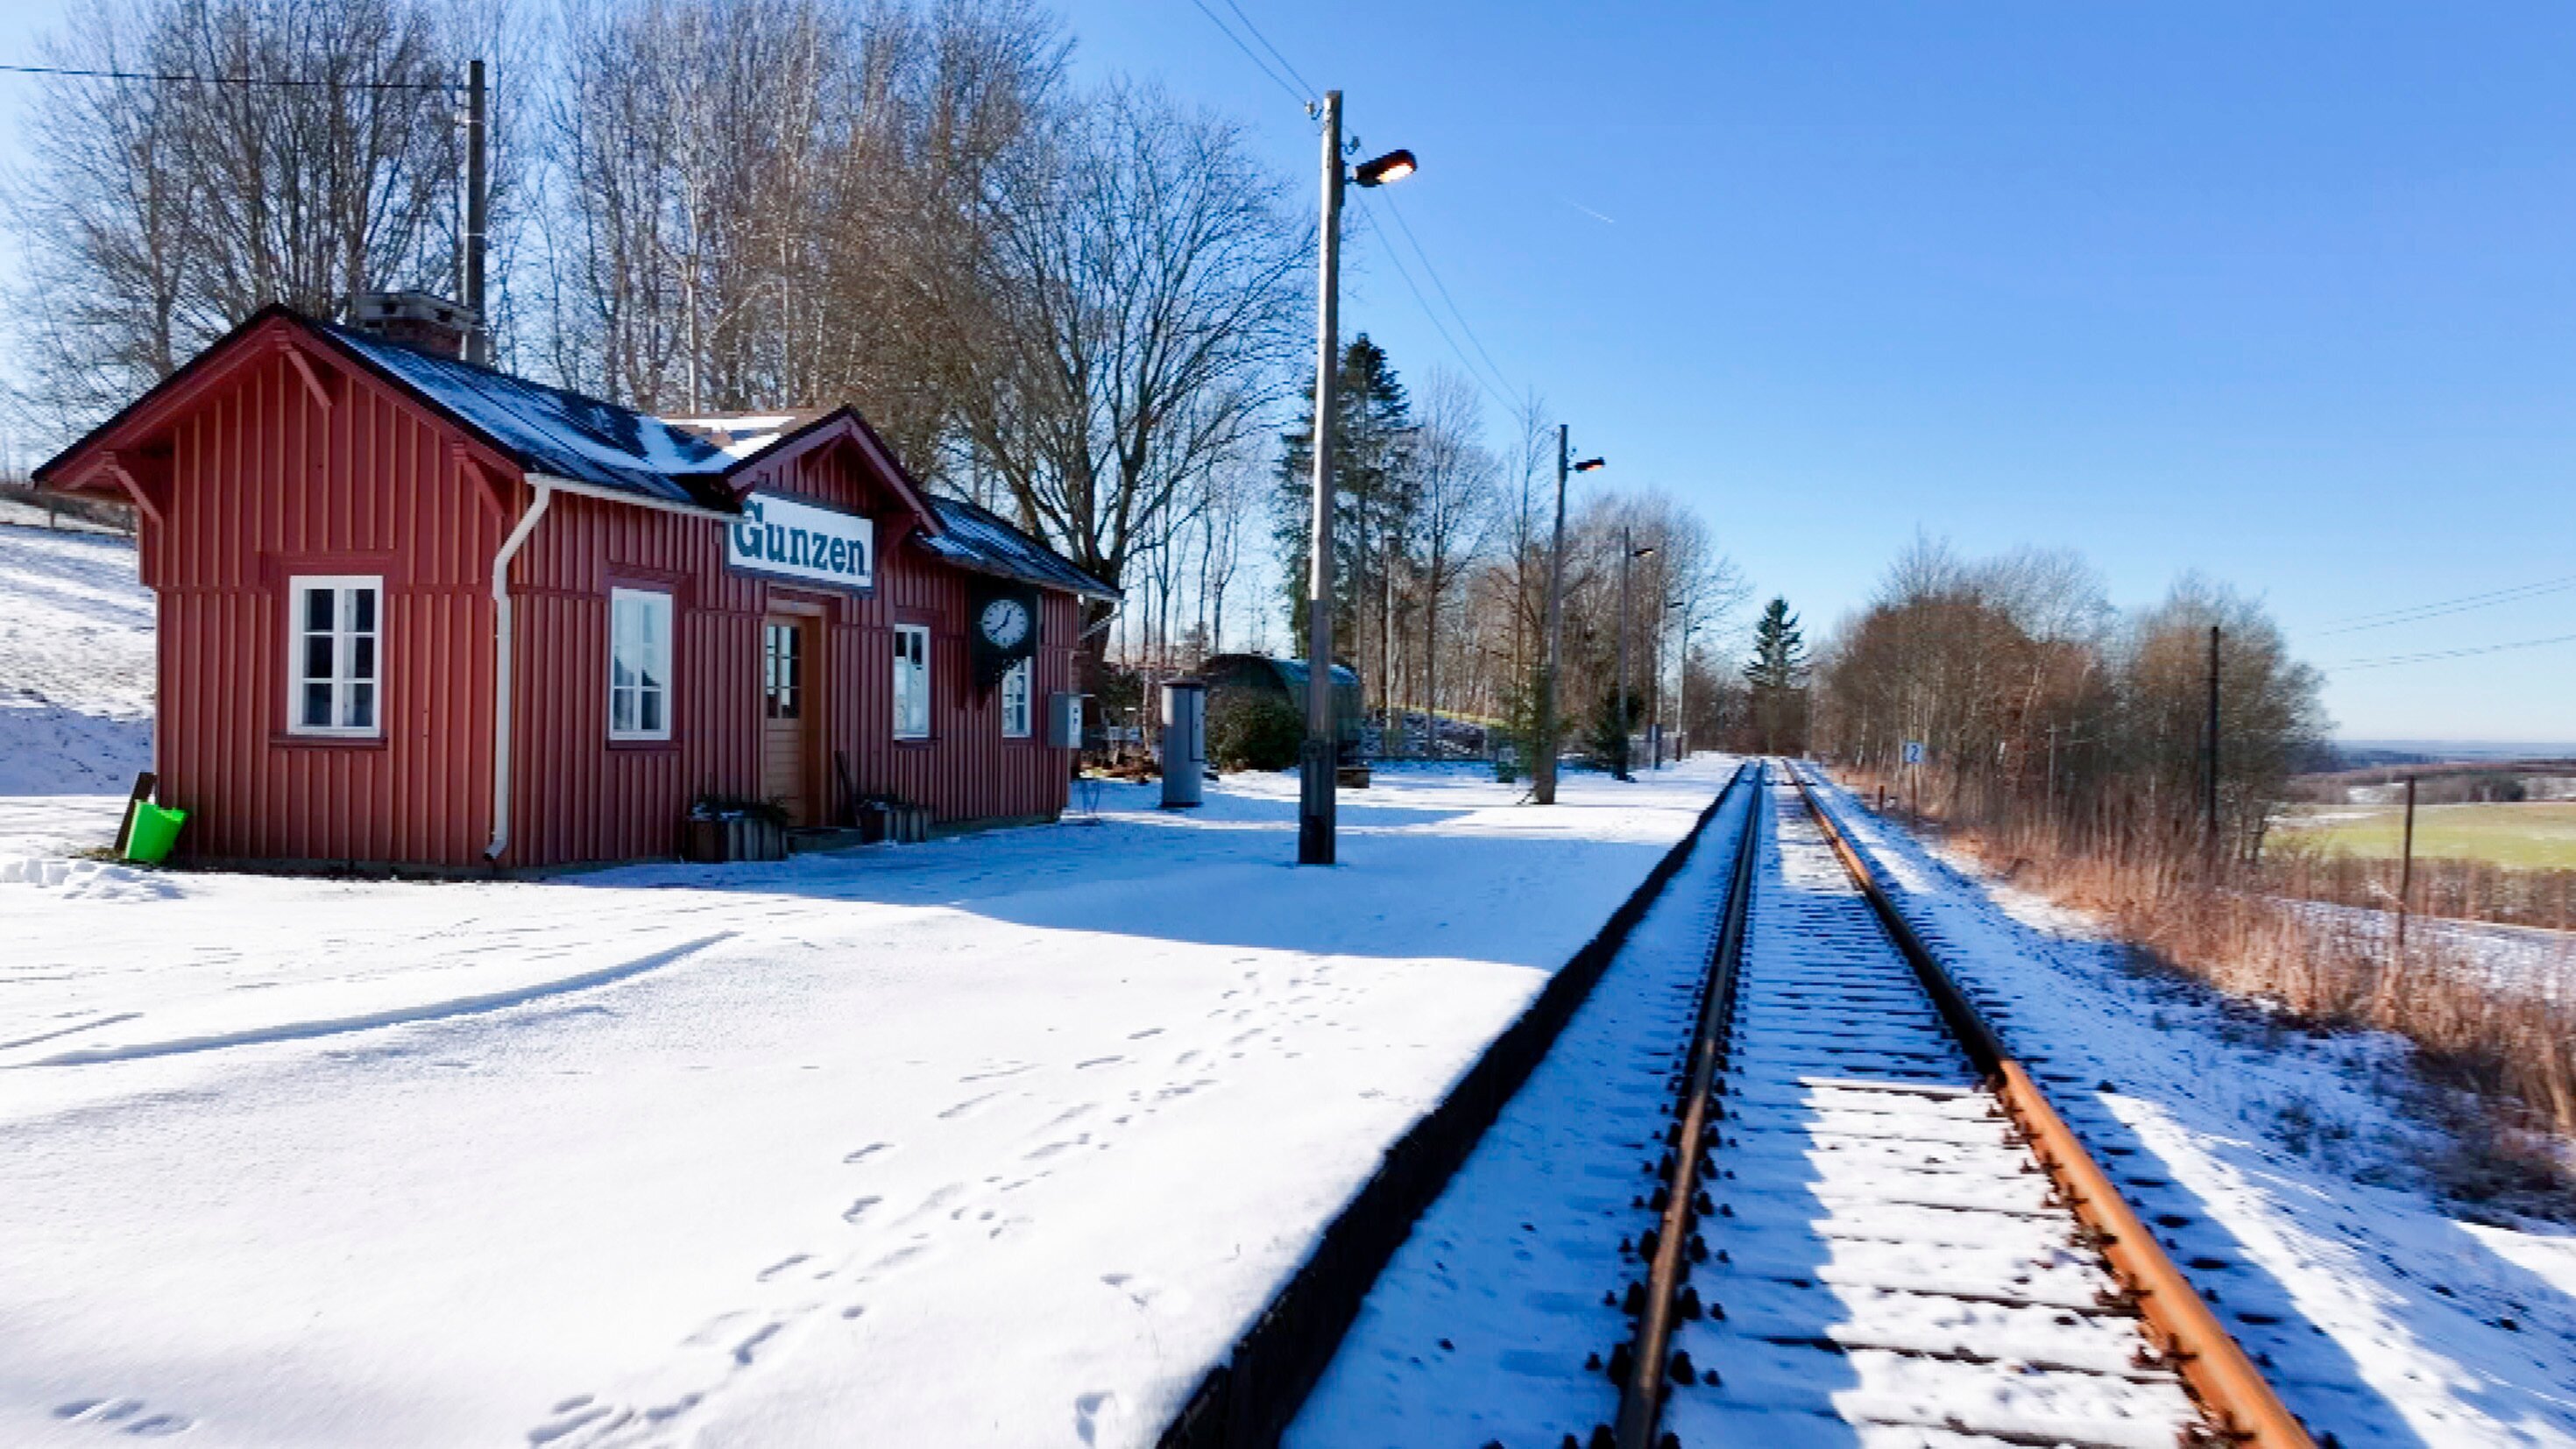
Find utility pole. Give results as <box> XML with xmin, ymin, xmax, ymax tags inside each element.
<box><xmin>2046</xmin><ymin>721</ymin><xmax>2058</xmax><ymax>825</ymax></box>
<box><xmin>1292</xmin><ymin>102</ymin><xmax>1415</xmax><ymax>862</ymax></box>
<box><xmin>1299</xmin><ymin>91</ymin><xmax>1346</xmax><ymax>866</ymax></box>
<box><xmin>2204</xmin><ymin>624</ymin><xmax>2222</xmax><ymax>866</ymax></box>
<box><xmin>1532</xmin><ymin>429</ymin><xmax>1601</xmax><ymax>802</ymax></box>
<box><xmin>1535</xmin><ymin>427</ymin><xmax>1571</xmax><ymax>804</ymax></box>
<box><xmin>1671</xmin><ymin>606</ymin><xmax>1690</xmax><ymax>766</ymax></box>
<box><xmin>1615</xmin><ymin>525</ymin><xmax>1634</xmax><ymax>781</ymax></box>
<box><xmin>465</xmin><ymin>60</ymin><xmax>489</xmax><ymax>365</ymax></box>
<box><xmin>2396</xmin><ymin>774</ymin><xmax>2417</xmax><ymax>955</ymax></box>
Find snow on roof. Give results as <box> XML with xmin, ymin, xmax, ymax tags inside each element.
<box><xmin>659</xmin><ymin>412</ymin><xmax>827</xmax><ymax>462</ymax></box>
<box><xmin>322</xmin><ymin>324</ymin><xmax>733</xmax><ymax>506</ymax></box>
<box><xmin>916</xmin><ymin>496</ymin><xmax>1120</xmax><ymax>601</ymax></box>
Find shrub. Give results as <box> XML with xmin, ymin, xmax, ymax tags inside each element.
<box><xmin>1209</xmin><ymin>689</ymin><xmax>1305</xmax><ymax>772</ymax></box>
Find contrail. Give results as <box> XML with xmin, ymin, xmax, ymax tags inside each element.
<box><xmin>1559</xmin><ymin>198</ymin><xmax>1617</xmax><ymax>225</ymax></box>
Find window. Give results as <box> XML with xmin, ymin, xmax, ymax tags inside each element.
<box><xmin>764</xmin><ymin>623</ymin><xmax>801</xmax><ymax>720</ymax></box>
<box><xmin>1001</xmin><ymin>656</ymin><xmax>1032</xmax><ymax>739</ymax></box>
<box><xmin>610</xmin><ymin>589</ymin><xmax>673</xmax><ymax>740</ymax></box>
<box><xmin>288</xmin><ymin>576</ymin><xmax>381</xmax><ymax>737</ymax></box>
<box><xmin>893</xmin><ymin>624</ymin><xmax>931</xmax><ymax>739</ymax></box>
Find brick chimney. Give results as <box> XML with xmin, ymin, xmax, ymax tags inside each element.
<box><xmin>351</xmin><ymin>292</ymin><xmax>479</xmax><ymax>360</ymax></box>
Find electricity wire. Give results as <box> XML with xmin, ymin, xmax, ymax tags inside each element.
<box><xmin>2326</xmin><ymin>630</ymin><xmax>2576</xmax><ymax>672</ymax></box>
<box><xmin>2315</xmin><ymin>573</ymin><xmax>2576</xmax><ymax>635</ymax></box>
<box><xmin>1369</xmin><ymin>216</ymin><xmax>1515</xmax><ymax>419</ymax></box>
<box><xmin>1378</xmin><ymin>193</ymin><xmax>1522</xmax><ymax>405</ymax></box>
<box><xmin>1184</xmin><ymin>0</ymin><xmax>1311</xmax><ymax>110</ymax></box>
<box><xmin>1178</xmin><ymin>0</ymin><xmax>1530</xmax><ymax>417</ymax></box>
<box><xmin>0</xmin><ymin>61</ymin><xmax>455</xmax><ymax>91</ymax></box>
<box><xmin>1214</xmin><ymin>0</ymin><xmax>1317</xmax><ymax>103</ymax></box>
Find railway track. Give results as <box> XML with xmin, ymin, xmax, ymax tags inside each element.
<box><xmin>1280</xmin><ymin>760</ymin><xmax>2312</xmax><ymax>1448</ymax></box>
<box><xmin>1604</xmin><ymin>763</ymin><xmax>2309</xmax><ymax>1449</ymax></box>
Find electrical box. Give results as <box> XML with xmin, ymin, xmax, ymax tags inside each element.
<box><xmin>1160</xmin><ymin>681</ymin><xmax>1206</xmax><ymax>809</ymax></box>
<box><xmin>1047</xmin><ymin>692</ymin><xmax>1087</xmax><ymax>749</ymax></box>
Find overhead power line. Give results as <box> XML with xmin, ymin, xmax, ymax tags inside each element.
<box><xmin>1176</xmin><ymin>0</ymin><xmax>1530</xmax><ymax>420</ymax></box>
<box><xmin>1369</xmin><ymin>218</ymin><xmax>1515</xmax><ymax>419</ymax></box>
<box><xmin>1214</xmin><ymin>0</ymin><xmax>1317</xmax><ymax>102</ymax></box>
<box><xmin>2315</xmin><ymin>573</ymin><xmax>2576</xmax><ymax>636</ymax></box>
<box><xmin>1183</xmin><ymin>0</ymin><xmax>1312</xmax><ymax>110</ymax></box>
<box><xmin>0</xmin><ymin>61</ymin><xmax>455</xmax><ymax>91</ymax></box>
<box><xmin>1378</xmin><ymin>194</ymin><xmax>1522</xmax><ymax>404</ymax></box>
<box><xmin>2327</xmin><ymin>630</ymin><xmax>2576</xmax><ymax>672</ymax></box>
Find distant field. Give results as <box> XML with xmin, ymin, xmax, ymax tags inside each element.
<box><xmin>2275</xmin><ymin>802</ymin><xmax>2576</xmax><ymax>869</ymax></box>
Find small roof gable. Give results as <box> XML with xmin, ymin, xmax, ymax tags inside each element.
<box><xmin>916</xmin><ymin>495</ymin><xmax>1120</xmax><ymax>602</ymax></box>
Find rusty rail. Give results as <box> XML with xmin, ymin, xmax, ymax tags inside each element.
<box><xmin>1608</xmin><ymin>760</ymin><xmax>1764</xmax><ymax>1449</ymax></box>
<box><xmin>1788</xmin><ymin>765</ymin><xmax>2314</xmax><ymax>1449</ymax></box>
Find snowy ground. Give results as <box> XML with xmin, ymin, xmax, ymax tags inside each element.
<box><xmin>0</xmin><ymin>760</ymin><xmax>1729</xmax><ymax>1448</ymax></box>
<box><xmin>1810</xmin><ymin>774</ymin><xmax>2576</xmax><ymax>1447</ymax></box>
<box><xmin>1288</xmin><ymin>765</ymin><xmax>1756</xmax><ymax>1445</ymax></box>
<box><xmin>2294</xmin><ymin>895</ymin><xmax>2576</xmax><ymax>1001</ymax></box>
<box><xmin>0</xmin><ymin>520</ymin><xmax>152</xmax><ymax>795</ymax></box>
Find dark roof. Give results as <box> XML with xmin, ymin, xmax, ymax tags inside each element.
<box><xmin>917</xmin><ymin>495</ymin><xmax>1120</xmax><ymax>600</ymax></box>
<box><xmin>38</xmin><ymin>305</ymin><xmax>1118</xmax><ymax>601</ymax></box>
<box><xmin>1203</xmin><ymin>654</ymin><xmax>1361</xmax><ymax>693</ymax></box>
<box><xmin>319</xmin><ymin>322</ymin><xmax>737</xmax><ymax>507</ymax></box>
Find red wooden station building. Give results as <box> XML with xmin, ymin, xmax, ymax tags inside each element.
<box><xmin>35</xmin><ymin>300</ymin><xmax>1116</xmax><ymax>870</ymax></box>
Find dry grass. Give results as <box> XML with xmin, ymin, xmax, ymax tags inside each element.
<box><xmin>1844</xmin><ymin>772</ymin><xmax>2576</xmax><ymax>1205</ymax></box>
<box><xmin>2255</xmin><ymin>848</ymin><xmax>2576</xmax><ymax>935</ymax></box>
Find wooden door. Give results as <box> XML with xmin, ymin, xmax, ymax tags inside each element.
<box><xmin>762</xmin><ymin>616</ymin><xmax>817</xmax><ymax>825</ymax></box>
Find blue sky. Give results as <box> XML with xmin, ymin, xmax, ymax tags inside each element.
<box><xmin>4</xmin><ymin>3</ymin><xmax>2571</xmax><ymax>743</ymax></box>
<box><xmin>1056</xmin><ymin>1</ymin><xmax>2576</xmax><ymax>745</ymax></box>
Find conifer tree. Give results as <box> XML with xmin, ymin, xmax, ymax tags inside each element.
<box><xmin>1271</xmin><ymin>335</ymin><xmax>1416</xmax><ymax>661</ymax></box>
<box><xmin>1744</xmin><ymin>597</ymin><xmax>1810</xmax><ymax>753</ymax></box>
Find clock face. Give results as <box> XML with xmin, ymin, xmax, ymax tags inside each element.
<box><xmin>980</xmin><ymin>597</ymin><xmax>1031</xmax><ymax>649</ymax></box>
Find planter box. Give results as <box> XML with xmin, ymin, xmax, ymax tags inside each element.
<box><xmin>682</xmin><ymin>815</ymin><xmax>788</xmax><ymax>863</ymax></box>
<box><xmin>857</xmin><ymin>803</ymin><xmax>932</xmax><ymax>845</ymax></box>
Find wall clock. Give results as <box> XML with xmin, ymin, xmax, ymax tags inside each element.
<box><xmin>979</xmin><ymin>596</ymin><xmax>1032</xmax><ymax>651</ymax></box>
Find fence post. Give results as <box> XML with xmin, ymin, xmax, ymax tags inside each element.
<box><xmin>2396</xmin><ymin>775</ymin><xmax>2417</xmax><ymax>958</ymax></box>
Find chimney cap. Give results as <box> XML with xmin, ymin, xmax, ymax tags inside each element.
<box><xmin>351</xmin><ymin>291</ymin><xmax>481</xmax><ymax>360</ymax></box>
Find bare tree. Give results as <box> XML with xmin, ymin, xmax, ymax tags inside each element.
<box><xmin>7</xmin><ymin>0</ymin><xmax>506</xmax><ymax>435</ymax></box>
<box><xmin>1407</xmin><ymin>369</ymin><xmax>1497</xmax><ymax>746</ymax></box>
<box><xmin>947</xmin><ymin>80</ymin><xmax>1306</xmax><ymax>624</ymax></box>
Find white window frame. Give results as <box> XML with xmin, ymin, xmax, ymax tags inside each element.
<box><xmin>287</xmin><ymin>575</ymin><xmax>383</xmax><ymax>739</ymax></box>
<box><xmin>608</xmin><ymin>588</ymin><xmax>675</xmax><ymax>742</ymax></box>
<box><xmin>1000</xmin><ymin>656</ymin><xmax>1032</xmax><ymax>739</ymax></box>
<box><xmin>893</xmin><ymin>624</ymin><xmax>931</xmax><ymax>740</ymax></box>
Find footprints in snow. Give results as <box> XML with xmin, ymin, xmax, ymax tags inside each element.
<box><xmin>53</xmin><ymin>1398</ymin><xmax>194</xmax><ymax>1437</ymax></box>
<box><xmin>523</xmin><ymin>996</ymin><xmax>1325</xmax><ymax>1445</ymax></box>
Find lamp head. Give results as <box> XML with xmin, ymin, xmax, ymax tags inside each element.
<box><xmin>1353</xmin><ymin>149</ymin><xmax>1417</xmax><ymax>187</ymax></box>
<box><xmin>1572</xmin><ymin>456</ymin><xmax>1606</xmax><ymax>473</ymax></box>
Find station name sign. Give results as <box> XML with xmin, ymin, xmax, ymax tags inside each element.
<box><xmin>726</xmin><ymin>491</ymin><xmax>874</xmax><ymax>591</ymax></box>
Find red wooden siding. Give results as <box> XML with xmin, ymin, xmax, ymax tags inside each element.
<box><xmin>148</xmin><ymin>344</ymin><xmax>500</xmax><ymax>866</ymax></box>
<box><xmin>506</xmin><ymin>441</ymin><xmax>1074</xmax><ymax>866</ymax></box>
<box><xmin>67</xmin><ymin>315</ymin><xmax>1086</xmax><ymax>870</ymax></box>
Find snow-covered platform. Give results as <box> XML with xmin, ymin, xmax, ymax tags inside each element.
<box><xmin>0</xmin><ymin>760</ymin><xmax>1730</xmax><ymax>1447</ymax></box>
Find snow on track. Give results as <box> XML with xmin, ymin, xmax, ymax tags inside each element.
<box><xmin>1292</xmin><ymin>771</ymin><xmax>2203</xmax><ymax>1448</ymax></box>
<box><xmin>1286</xmin><ymin>768</ymin><xmax>1759</xmax><ymax>1446</ymax></box>
<box><xmin>1666</xmin><ymin>777</ymin><xmax>2194</xmax><ymax>1447</ymax></box>
<box><xmin>1808</xmin><ymin>773</ymin><xmax>2576</xmax><ymax>1448</ymax></box>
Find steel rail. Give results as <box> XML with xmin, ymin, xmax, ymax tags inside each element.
<box><xmin>1606</xmin><ymin>761</ymin><xmax>1765</xmax><ymax>1449</ymax></box>
<box><xmin>1787</xmin><ymin>764</ymin><xmax>2314</xmax><ymax>1449</ymax></box>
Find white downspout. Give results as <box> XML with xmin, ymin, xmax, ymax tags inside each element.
<box><xmin>484</xmin><ymin>477</ymin><xmax>554</xmax><ymax>862</ymax></box>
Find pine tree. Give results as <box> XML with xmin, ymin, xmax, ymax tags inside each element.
<box><xmin>1271</xmin><ymin>336</ymin><xmax>1416</xmax><ymax>665</ymax></box>
<box><xmin>1743</xmin><ymin>597</ymin><xmax>1810</xmax><ymax>753</ymax></box>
